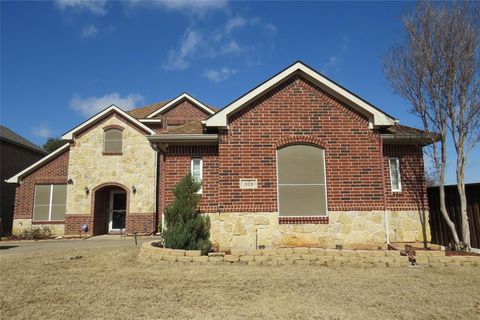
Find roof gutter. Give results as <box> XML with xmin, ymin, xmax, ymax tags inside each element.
<box><xmin>147</xmin><ymin>134</ymin><xmax>218</xmax><ymax>144</ymax></box>
<box><xmin>381</xmin><ymin>134</ymin><xmax>439</xmax><ymax>145</ymax></box>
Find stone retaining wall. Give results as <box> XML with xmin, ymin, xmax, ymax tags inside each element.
<box><xmin>138</xmin><ymin>241</ymin><xmax>480</xmax><ymax>267</ymax></box>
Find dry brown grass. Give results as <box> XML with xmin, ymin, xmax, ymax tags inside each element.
<box><xmin>1</xmin><ymin>245</ymin><xmax>480</xmax><ymax>320</ymax></box>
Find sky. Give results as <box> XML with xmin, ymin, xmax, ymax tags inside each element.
<box><xmin>1</xmin><ymin>0</ymin><xmax>478</xmax><ymax>184</ymax></box>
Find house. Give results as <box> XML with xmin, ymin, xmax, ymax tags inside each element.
<box><xmin>7</xmin><ymin>61</ymin><xmax>434</xmax><ymax>249</ymax></box>
<box><xmin>1</xmin><ymin>125</ymin><xmax>47</xmax><ymax>235</ymax></box>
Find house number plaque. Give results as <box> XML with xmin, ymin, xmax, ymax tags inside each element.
<box><xmin>240</xmin><ymin>179</ymin><xmax>258</xmax><ymax>189</ymax></box>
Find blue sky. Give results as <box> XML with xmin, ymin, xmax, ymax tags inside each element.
<box><xmin>1</xmin><ymin>0</ymin><xmax>478</xmax><ymax>184</ymax></box>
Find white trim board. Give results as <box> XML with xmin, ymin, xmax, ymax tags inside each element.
<box><xmin>146</xmin><ymin>93</ymin><xmax>216</xmax><ymax>118</ymax></box>
<box><xmin>62</xmin><ymin>105</ymin><xmax>156</xmax><ymax>140</ymax></box>
<box><xmin>138</xmin><ymin>118</ymin><xmax>162</xmax><ymax>123</ymax></box>
<box><xmin>6</xmin><ymin>143</ymin><xmax>70</xmax><ymax>184</ymax></box>
<box><xmin>205</xmin><ymin>61</ymin><xmax>397</xmax><ymax>128</ymax></box>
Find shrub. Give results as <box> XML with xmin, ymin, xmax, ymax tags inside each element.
<box><xmin>12</xmin><ymin>226</ymin><xmax>53</xmax><ymax>240</ymax></box>
<box><xmin>163</xmin><ymin>173</ymin><xmax>212</xmax><ymax>255</ymax></box>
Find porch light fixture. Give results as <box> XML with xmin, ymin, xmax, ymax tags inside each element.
<box><xmin>132</xmin><ymin>185</ymin><xmax>136</xmax><ymax>194</ymax></box>
<box><xmin>84</xmin><ymin>186</ymin><xmax>89</xmax><ymax>195</ymax></box>
<box><xmin>67</xmin><ymin>179</ymin><xmax>74</xmax><ymax>185</ymax></box>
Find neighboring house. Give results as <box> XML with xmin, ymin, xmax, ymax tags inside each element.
<box><xmin>7</xmin><ymin>62</ymin><xmax>435</xmax><ymax>250</ymax></box>
<box><xmin>0</xmin><ymin>125</ymin><xmax>47</xmax><ymax>235</ymax></box>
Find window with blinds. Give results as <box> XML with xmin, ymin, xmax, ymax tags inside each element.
<box><xmin>103</xmin><ymin>128</ymin><xmax>123</xmax><ymax>154</ymax></box>
<box><xmin>389</xmin><ymin>157</ymin><xmax>402</xmax><ymax>192</ymax></box>
<box><xmin>277</xmin><ymin>144</ymin><xmax>327</xmax><ymax>216</ymax></box>
<box><xmin>191</xmin><ymin>158</ymin><xmax>203</xmax><ymax>194</ymax></box>
<box><xmin>33</xmin><ymin>184</ymin><xmax>67</xmax><ymax>221</ymax></box>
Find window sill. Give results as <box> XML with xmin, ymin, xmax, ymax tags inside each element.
<box><xmin>102</xmin><ymin>152</ymin><xmax>123</xmax><ymax>156</ymax></box>
<box><xmin>279</xmin><ymin>216</ymin><xmax>328</xmax><ymax>224</ymax></box>
<box><xmin>32</xmin><ymin>220</ymin><xmax>65</xmax><ymax>225</ymax></box>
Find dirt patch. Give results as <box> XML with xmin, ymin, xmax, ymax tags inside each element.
<box><xmin>1</xmin><ymin>246</ymin><xmax>479</xmax><ymax>319</ymax></box>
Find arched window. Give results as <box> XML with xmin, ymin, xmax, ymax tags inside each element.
<box><xmin>103</xmin><ymin>128</ymin><xmax>123</xmax><ymax>154</ymax></box>
<box><xmin>277</xmin><ymin>144</ymin><xmax>327</xmax><ymax>216</ymax></box>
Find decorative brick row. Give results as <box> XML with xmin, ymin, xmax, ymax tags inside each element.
<box><xmin>279</xmin><ymin>216</ymin><xmax>329</xmax><ymax>224</ymax></box>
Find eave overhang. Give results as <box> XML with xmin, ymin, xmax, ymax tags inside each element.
<box><xmin>381</xmin><ymin>134</ymin><xmax>439</xmax><ymax>146</ymax></box>
<box><xmin>147</xmin><ymin>134</ymin><xmax>218</xmax><ymax>145</ymax></box>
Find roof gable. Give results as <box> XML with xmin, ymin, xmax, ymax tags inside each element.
<box><xmin>146</xmin><ymin>93</ymin><xmax>216</xmax><ymax>118</ymax></box>
<box><xmin>205</xmin><ymin>61</ymin><xmax>397</xmax><ymax>128</ymax></box>
<box><xmin>62</xmin><ymin>105</ymin><xmax>156</xmax><ymax>140</ymax></box>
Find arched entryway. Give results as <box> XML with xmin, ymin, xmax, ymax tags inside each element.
<box><xmin>92</xmin><ymin>183</ymin><xmax>128</xmax><ymax>235</ymax></box>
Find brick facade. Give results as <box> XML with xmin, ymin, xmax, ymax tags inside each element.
<box><xmin>216</xmin><ymin>76</ymin><xmax>385</xmax><ymax>213</ymax></box>
<box><xmin>64</xmin><ymin>214</ymin><xmax>93</xmax><ymax>236</ymax></box>
<box><xmin>154</xmin><ymin>99</ymin><xmax>211</xmax><ymax>132</ymax></box>
<box><xmin>126</xmin><ymin>214</ymin><xmax>155</xmax><ymax>235</ymax></box>
<box><xmin>160</xmin><ymin>145</ymin><xmax>219</xmax><ymax>214</ymax></box>
<box><xmin>158</xmin><ymin>76</ymin><xmax>428</xmax><ymax>223</ymax></box>
<box><xmin>13</xmin><ymin>149</ymin><xmax>69</xmax><ymax>220</ymax></box>
<box><xmin>383</xmin><ymin>144</ymin><xmax>428</xmax><ymax>211</ymax></box>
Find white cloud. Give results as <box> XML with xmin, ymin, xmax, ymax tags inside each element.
<box><xmin>321</xmin><ymin>56</ymin><xmax>341</xmax><ymax>75</ymax></box>
<box><xmin>126</xmin><ymin>0</ymin><xmax>228</xmax><ymax>15</ymax></box>
<box><xmin>163</xmin><ymin>30</ymin><xmax>202</xmax><ymax>70</ymax></box>
<box><xmin>54</xmin><ymin>0</ymin><xmax>108</xmax><ymax>15</ymax></box>
<box><xmin>32</xmin><ymin>125</ymin><xmax>53</xmax><ymax>139</ymax></box>
<box><xmin>224</xmin><ymin>16</ymin><xmax>248</xmax><ymax>34</ymax></box>
<box><xmin>70</xmin><ymin>93</ymin><xmax>144</xmax><ymax>117</ymax></box>
<box><xmin>221</xmin><ymin>40</ymin><xmax>243</xmax><ymax>55</ymax></box>
<box><xmin>203</xmin><ymin>67</ymin><xmax>237</xmax><ymax>82</ymax></box>
<box><xmin>265</xmin><ymin>23</ymin><xmax>277</xmax><ymax>33</ymax></box>
<box><xmin>80</xmin><ymin>24</ymin><xmax>116</xmax><ymax>38</ymax></box>
<box><xmin>162</xmin><ymin>16</ymin><xmax>275</xmax><ymax>71</ymax></box>
<box><xmin>81</xmin><ymin>25</ymin><xmax>99</xmax><ymax>38</ymax></box>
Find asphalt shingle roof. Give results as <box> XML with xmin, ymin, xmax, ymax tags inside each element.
<box><xmin>0</xmin><ymin>125</ymin><xmax>46</xmax><ymax>154</ymax></box>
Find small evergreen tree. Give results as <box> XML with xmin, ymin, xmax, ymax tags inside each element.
<box><xmin>163</xmin><ymin>173</ymin><xmax>212</xmax><ymax>255</ymax></box>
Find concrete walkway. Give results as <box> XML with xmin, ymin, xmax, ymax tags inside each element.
<box><xmin>0</xmin><ymin>235</ymin><xmax>159</xmax><ymax>256</ymax></box>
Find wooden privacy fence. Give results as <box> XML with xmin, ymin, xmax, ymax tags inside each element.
<box><xmin>428</xmin><ymin>183</ymin><xmax>480</xmax><ymax>249</ymax></box>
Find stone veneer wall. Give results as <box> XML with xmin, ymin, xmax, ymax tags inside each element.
<box><xmin>13</xmin><ymin>219</ymin><xmax>65</xmax><ymax>235</ymax></box>
<box><xmin>206</xmin><ymin>211</ymin><xmax>430</xmax><ymax>251</ymax></box>
<box><xmin>66</xmin><ymin>114</ymin><xmax>156</xmax><ymax>234</ymax></box>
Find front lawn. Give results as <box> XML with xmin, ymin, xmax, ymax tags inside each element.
<box><xmin>1</xmin><ymin>245</ymin><xmax>479</xmax><ymax>319</ymax></box>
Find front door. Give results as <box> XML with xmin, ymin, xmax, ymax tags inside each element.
<box><xmin>109</xmin><ymin>190</ymin><xmax>126</xmax><ymax>233</ymax></box>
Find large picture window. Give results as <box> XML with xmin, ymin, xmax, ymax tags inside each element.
<box><xmin>33</xmin><ymin>184</ymin><xmax>67</xmax><ymax>221</ymax></box>
<box><xmin>277</xmin><ymin>144</ymin><xmax>327</xmax><ymax>216</ymax></box>
<box><xmin>103</xmin><ymin>128</ymin><xmax>123</xmax><ymax>154</ymax></box>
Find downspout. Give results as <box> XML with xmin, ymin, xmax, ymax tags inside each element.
<box><xmin>151</xmin><ymin>143</ymin><xmax>159</xmax><ymax>234</ymax></box>
<box><xmin>379</xmin><ymin>135</ymin><xmax>390</xmax><ymax>245</ymax></box>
